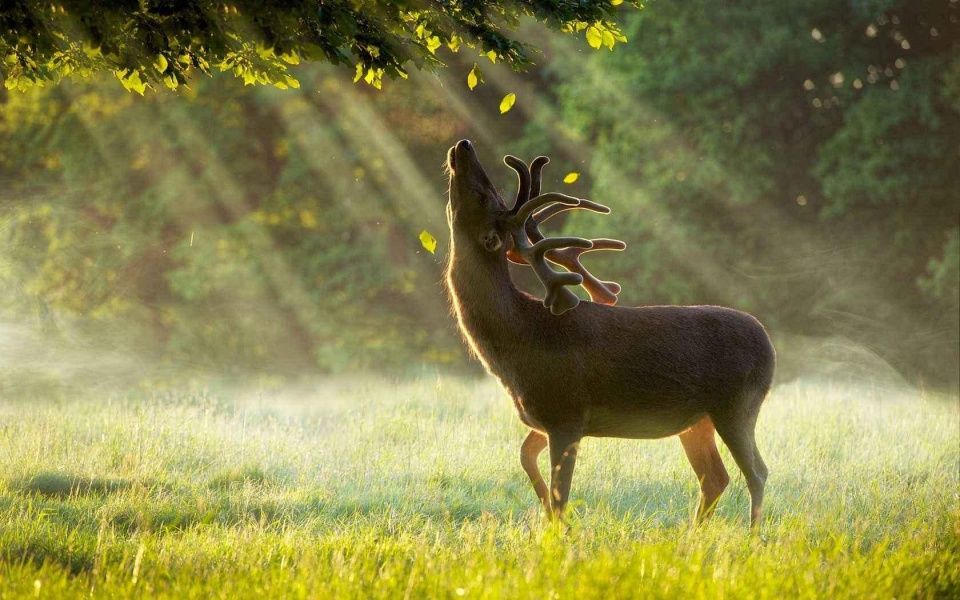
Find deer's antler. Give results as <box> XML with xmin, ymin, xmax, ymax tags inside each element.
<box><xmin>503</xmin><ymin>155</ymin><xmax>626</xmax><ymax>315</ymax></box>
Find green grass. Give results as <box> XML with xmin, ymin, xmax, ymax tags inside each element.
<box><xmin>0</xmin><ymin>377</ymin><xmax>957</xmax><ymax>598</ymax></box>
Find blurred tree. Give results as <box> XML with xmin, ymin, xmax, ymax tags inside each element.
<box><xmin>530</xmin><ymin>0</ymin><xmax>959</xmax><ymax>384</ymax></box>
<box><xmin>0</xmin><ymin>69</ymin><xmax>466</xmax><ymax>376</ymax></box>
<box><xmin>1</xmin><ymin>0</ymin><xmax>957</xmax><ymax>386</ymax></box>
<box><xmin>0</xmin><ymin>0</ymin><xmax>637</xmax><ymax>93</ymax></box>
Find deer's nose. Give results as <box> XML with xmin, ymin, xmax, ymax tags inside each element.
<box><xmin>456</xmin><ymin>139</ymin><xmax>473</xmax><ymax>152</ymax></box>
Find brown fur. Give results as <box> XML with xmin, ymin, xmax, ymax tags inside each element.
<box><xmin>445</xmin><ymin>140</ymin><xmax>775</xmax><ymax>526</ymax></box>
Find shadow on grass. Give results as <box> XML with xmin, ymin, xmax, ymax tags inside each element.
<box><xmin>0</xmin><ymin>470</ymin><xmax>724</xmax><ymax>576</ymax></box>
<box><xmin>13</xmin><ymin>472</ymin><xmax>132</xmax><ymax>498</ymax></box>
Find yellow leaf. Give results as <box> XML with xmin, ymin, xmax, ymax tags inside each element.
<box><xmin>612</xmin><ymin>0</ymin><xmax>624</xmax><ymax>5</ymax></box>
<box><xmin>486</xmin><ymin>50</ymin><xmax>497</xmax><ymax>63</ymax></box>
<box><xmin>499</xmin><ymin>92</ymin><xmax>516</xmax><ymax>114</ymax></box>
<box><xmin>419</xmin><ymin>230</ymin><xmax>438</xmax><ymax>254</ymax></box>
<box><xmin>155</xmin><ymin>54</ymin><xmax>168</xmax><ymax>73</ymax></box>
<box><xmin>123</xmin><ymin>70</ymin><xmax>146</xmax><ymax>95</ymax></box>
<box><xmin>467</xmin><ymin>64</ymin><xmax>480</xmax><ymax>90</ymax></box>
<box><xmin>602</xmin><ymin>30</ymin><xmax>615</xmax><ymax>50</ymax></box>
<box><xmin>586</xmin><ymin>26</ymin><xmax>603</xmax><ymax>49</ymax></box>
<box><xmin>563</xmin><ymin>172</ymin><xmax>580</xmax><ymax>184</ymax></box>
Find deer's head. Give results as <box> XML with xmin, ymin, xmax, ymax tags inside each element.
<box><xmin>446</xmin><ymin>139</ymin><xmax>508</xmax><ymax>253</ymax></box>
<box><xmin>447</xmin><ymin>139</ymin><xmax>626</xmax><ymax>315</ymax></box>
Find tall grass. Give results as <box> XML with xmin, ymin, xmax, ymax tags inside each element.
<box><xmin>0</xmin><ymin>377</ymin><xmax>956</xmax><ymax>598</ymax></box>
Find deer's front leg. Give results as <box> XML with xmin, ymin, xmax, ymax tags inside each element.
<box><xmin>520</xmin><ymin>430</ymin><xmax>550</xmax><ymax>512</ymax></box>
<box><xmin>547</xmin><ymin>429</ymin><xmax>581</xmax><ymax>520</ymax></box>
<box><xmin>679</xmin><ymin>416</ymin><xmax>729</xmax><ymax>523</ymax></box>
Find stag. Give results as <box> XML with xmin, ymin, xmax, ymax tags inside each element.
<box><xmin>444</xmin><ymin>140</ymin><xmax>776</xmax><ymax>527</ymax></box>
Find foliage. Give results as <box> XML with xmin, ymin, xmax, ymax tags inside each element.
<box><xmin>0</xmin><ymin>0</ymin><xmax>638</xmax><ymax>93</ymax></box>
<box><xmin>530</xmin><ymin>0</ymin><xmax>959</xmax><ymax>384</ymax></box>
<box><xmin>0</xmin><ymin>72</ymin><xmax>464</xmax><ymax>375</ymax></box>
<box><xmin>0</xmin><ymin>378</ymin><xmax>957</xmax><ymax>597</ymax></box>
<box><xmin>0</xmin><ymin>0</ymin><xmax>956</xmax><ymax>385</ymax></box>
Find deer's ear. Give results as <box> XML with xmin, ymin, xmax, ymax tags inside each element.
<box><xmin>480</xmin><ymin>230</ymin><xmax>502</xmax><ymax>252</ymax></box>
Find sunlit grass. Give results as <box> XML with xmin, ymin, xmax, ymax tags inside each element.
<box><xmin>0</xmin><ymin>377</ymin><xmax>956</xmax><ymax>598</ymax></box>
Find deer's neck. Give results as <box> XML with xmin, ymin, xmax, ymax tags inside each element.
<box><xmin>446</xmin><ymin>232</ymin><xmax>531</xmax><ymax>372</ymax></box>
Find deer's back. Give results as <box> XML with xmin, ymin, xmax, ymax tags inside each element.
<box><xmin>493</xmin><ymin>302</ymin><xmax>775</xmax><ymax>438</ymax></box>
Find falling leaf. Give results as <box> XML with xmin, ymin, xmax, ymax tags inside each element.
<box><xmin>586</xmin><ymin>26</ymin><xmax>603</xmax><ymax>49</ymax></box>
<box><xmin>467</xmin><ymin>64</ymin><xmax>481</xmax><ymax>90</ymax></box>
<box><xmin>611</xmin><ymin>0</ymin><xmax>624</xmax><ymax>5</ymax></box>
<box><xmin>486</xmin><ymin>50</ymin><xmax>498</xmax><ymax>63</ymax></box>
<box><xmin>155</xmin><ymin>54</ymin><xmax>168</xmax><ymax>73</ymax></box>
<box><xmin>419</xmin><ymin>230</ymin><xmax>437</xmax><ymax>254</ymax></box>
<box><xmin>563</xmin><ymin>172</ymin><xmax>580</xmax><ymax>184</ymax></box>
<box><xmin>499</xmin><ymin>92</ymin><xmax>516</xmax><ymax>114</ymax></box>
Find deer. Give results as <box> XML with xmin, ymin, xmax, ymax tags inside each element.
<box><xmin>444</xmin><ymin>139</ymin><xmax>776</xmax><ymax>527</ymax></box>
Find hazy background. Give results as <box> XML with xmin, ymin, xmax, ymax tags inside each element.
<box><xmin>1</xmin><ymin>0</ymin><xmax>957</xmax><ymax>393</ymax></box>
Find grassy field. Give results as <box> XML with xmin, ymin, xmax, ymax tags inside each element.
<box><xmin>0</xmin><ymin>376</ymin><xmax>957</xmax><ymax>598</ymax></box>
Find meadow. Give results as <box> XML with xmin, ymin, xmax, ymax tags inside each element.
<box><xmin>0</xmin><ymin>376</ymin><xmax>956</xmax><ymax>598</ymax></box>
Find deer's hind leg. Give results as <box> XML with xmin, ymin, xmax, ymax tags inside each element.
<box><xmin>520</xmin><ymin>430</ymin><xmax>550</xmax><ymax>512</ymax></box>
<box><xmin>679</xmin><ymin>416</ymin><xmax>730</xmax><ymax>523</ymax></box>
<box><xmin>713</xmin><ymin>410</ymin><xmax>768</xmax><ymax>529</ymax></box>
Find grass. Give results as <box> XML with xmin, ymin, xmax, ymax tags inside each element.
<box><xmin>0</xmin><ymin>376</ymin><xmax>957</xmax><ymax>598</ymax></box>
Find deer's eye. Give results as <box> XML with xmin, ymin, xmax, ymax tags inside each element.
<box><xmin>480</xmin><ymin>230</ymin><xmax>502</xmax><ymax>252</ymax></box>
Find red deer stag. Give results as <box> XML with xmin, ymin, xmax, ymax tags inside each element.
<box><xmin>444</xmin><ymin>140</ymin><xmax>776</xmax><ymax>527</ymax></box>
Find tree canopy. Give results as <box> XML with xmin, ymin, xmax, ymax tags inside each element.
<box><xmin>1</xmin><ymin>0</ymin><xmax>635</xmax><ymax>93</ymax></box>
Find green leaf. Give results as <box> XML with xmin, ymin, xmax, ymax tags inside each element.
<box><xmin>499</xmin><ymin>92</ymin><xmax>516</xmax><ymax>114</ymax></box>
<box><xmin>419</xmin><ymin>230</ymin><xmax>438</xmax><ymax>254</ymax></box>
